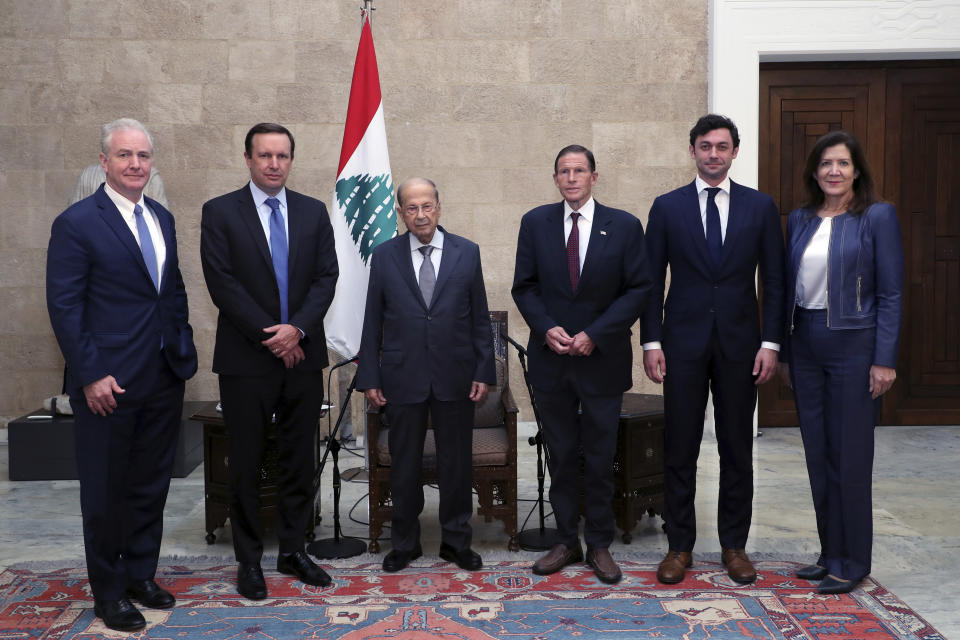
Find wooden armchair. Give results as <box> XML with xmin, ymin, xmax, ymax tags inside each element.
<box><xmin>365</xmin><ymin>310</ymin><xmax>519</xmax><ymax>552</ymax></box>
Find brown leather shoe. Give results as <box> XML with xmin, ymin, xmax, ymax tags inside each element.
<box><xmin>586</xmin><ymin>548</ymin><xmax>622</xmax><ymax>584</ymax></box>
<box><xmin>721</xmin><ymin>548</ymin><xmax>756</xmax><ymax>584</ymax></box>
<box><xmin>657</xmin><ymin>550</ymin><xmax>692</xmax><ymax>584</ymax></box>
<box><xmin>532</xmin><ymin>543</ymin><xmax>584</xmax><ymax>576</ymax></box>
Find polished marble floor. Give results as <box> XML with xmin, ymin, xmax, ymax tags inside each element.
<box><xmin>1</xmin><ymin>422</ymin><xmax>958</xmax><ymax>637</ymax></box>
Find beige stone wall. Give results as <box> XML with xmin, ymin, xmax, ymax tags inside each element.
<box><xmin>0</xmin><ymin>0</ymin><xmax>707</xmax><ymax>426</ymax></box>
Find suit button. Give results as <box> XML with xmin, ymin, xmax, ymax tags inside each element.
<box><xmin>426</xmin><ymin>315</ymin><xmax>431</xmax><ymax>321</ymax></box>
<box><xmin>709</xmin><ymin>308</ymin><xmax>715</xmax><ymax>313</ymax></box>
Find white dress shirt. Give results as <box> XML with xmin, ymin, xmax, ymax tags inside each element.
<box><xmin>696</xmin><ymin>175</ymin><xmax>732</xmax><ymax>241</ymax></box>
<box><xmin>104</xmin><ymin>182</ymin><xmax>166</xmax><ymax>289</ymax></box>
<box><xmin>410</xmin><ymin>228</ymin><xmax>445</xmax><ymax>282</ymax></box>
<box><xmin>249</xmin><ymin>181</ymin><xmax>289</xmax><ymax>252</ymax></box>
<box><xmin>563</xmin><ymin>196</ymin><xmax>595</xmax><ymax>275</ymax></box>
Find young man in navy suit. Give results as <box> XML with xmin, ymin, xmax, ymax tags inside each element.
<box><xmin>357</xmin><ymin>178</ymin><xmax>496</xmax><ymax>574</ymax></box>
<box><xmin>201</xmin><ymin>123</ymin><xmax>339</xmax><ymax>600</ymax></box>
<box><xmin>46</xmin><ymin>118</ymin><xmax>198</xmax><ymax>632</ymax></box>
<box><xmin>641</xmin><ymin>114</ymin><xmax>785</xmax><ymax>585</ymax></box>
<box><xmin>512</xmin><ymin>146</ymin><xmax>651</xmax><ymax>584</ymax></box>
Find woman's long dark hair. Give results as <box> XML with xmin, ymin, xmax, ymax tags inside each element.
<box><xmin>800</xmin><ymin>130</ymin><xmax>878</xmax><ymax>215</ymax></box>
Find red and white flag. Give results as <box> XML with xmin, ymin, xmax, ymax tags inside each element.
<box><xmin>324</xmin><ymin>10</ymin><xmax>397</xmax><ymax>358</ymax></box>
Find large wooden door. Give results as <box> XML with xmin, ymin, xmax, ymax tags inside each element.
<box><xmin>758</xmin><ymin>61</ymin><xmax>960</xmax><ymax>426</ymax></box>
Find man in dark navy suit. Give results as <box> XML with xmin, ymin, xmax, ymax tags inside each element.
<box><xmin>641</xmin><ymin>114</ymin><xmax>784</xmax><ymax>585</ymax></box>
<box><xmin>512</xmin><ymin>145</ymin><xmax>651</xmax><ymax>584</ymax></box>
<box><xmin>201</xmin><ymin>123</ymin><xmax>338</xmax><ymax>600</ymax></box>
<box><xmin>357</xmin><ymin>178</ymin><xmax>496</xmax><ymax>574</ymax></box>
<box><xmin>47</xmin><ymin>118</ymin><xmax>198</xmax><ymax>632</ymax></box>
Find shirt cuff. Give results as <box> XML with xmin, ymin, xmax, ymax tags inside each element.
<box><xmin>760</xmin><ymin>341</ymin><xmax>780</xmax><ymax>352</ymax></box>
<box><xmin>295</xmin><ymin>326</ymin><xmax>305</xmax><ymax>339</ymax></box>
<box><xmin>642</xmin><ymin>342</ymin><xmax>662</xmax><ymax>351</ymax></box>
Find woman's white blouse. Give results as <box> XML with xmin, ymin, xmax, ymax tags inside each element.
<box><xmin>797</xmin><ymin>216</ymin><xmax>832</xmax><ymax>309</ymax></box>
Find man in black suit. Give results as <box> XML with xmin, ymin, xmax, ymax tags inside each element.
<box><xmin>512</xmin><ymin>145</ymin><xmax>651</xmax><ymax>584</ymax></box>
<box><xmin>641</xmin><ymin>114</ymin><xmax>784</xmax><ymax>585</ymax></box>
<box><xmin>357</xmin><ymin>177</ymin><xmax>496</xmax><ymax>573</ymax></box>
<box><xmin>47</xmin><ymin>118</ymin><xmax>198</xmax><ymax>632</ymax></box>
<box><xmin>200</xmin><ymin>123</ymin><xmax>338</xmax><ymax>599</ymax></box>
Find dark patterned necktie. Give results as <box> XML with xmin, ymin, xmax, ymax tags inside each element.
<box><xmin>705</xmin><ymin>187</ymin><xmax>722</xmax><ymax>265</ymax></box>
<box><xmin>567</xmin><ymin>212</ymin><xmax>580</xmax><ymax>289</ymax></box>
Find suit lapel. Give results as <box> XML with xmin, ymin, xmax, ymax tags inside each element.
<box><xmin>546</xmin><ymin>203</ymin><xmax>571</xmax><ymax>293</ymax></box>
<box><xmin>146</xmin><ymin>196</ymin><xmax>175</xmax><ymax>293</ymax></box>
<box><xmin>432</xmin><ymin>228</ymin><xmax>461</xmax><ymax>307</ymax></box>
<box><xmin>236</xmin><ymin>187</ymin><xmax>274</xmax><ymax>274</ymax></box>
<box><xmin>577</xmin><ymin>203</ymin><xmax>610</xmax><ymax>293</ymax></box>
<box><xmin>681</xmin><ymin>181</ymin><xmax>714</xmax><ymax>271</ymax></box>
<box><xmin>720</xmin><ymin>180</ymin><xmax>747</xmax><ymax>270</ymax></box>
<box><xmin>390</xmin><ymin>232</ymin><xmax>425</xmax><ymax>308</ymax></box>
<box><xmin>95</xmin><ymin>187</ymin><xmax>157</xmax><ymax>292</ymax></box>
<box><xmin>285</xmin><ymin>191</ymin><xmax>303</xmax><ymax>278</ymax></box>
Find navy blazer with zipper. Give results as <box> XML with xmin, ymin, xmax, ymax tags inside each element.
<box><xmin>783</xmin><ymin>202</ymin><xmax>904</xmax><ymax>368</ymax></box>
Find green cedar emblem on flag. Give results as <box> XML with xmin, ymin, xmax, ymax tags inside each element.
<box><xmin>335</xmin><ymin>172</ymin><xmax>395</xmax><ymax>265</ymax></box>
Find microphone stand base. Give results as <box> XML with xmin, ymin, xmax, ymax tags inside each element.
<box><xmin>518</xmin><ymin>527</ymin><xmax>561</xmax><ymax>552</ymax></box>
<box><xmin>307</xmin><ymin>536</ymin><xmax>367</xmax><ymax>559</ymax></box>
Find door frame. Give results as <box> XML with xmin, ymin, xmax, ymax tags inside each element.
<box><xmin>710</xmin><ymin>0</ymin><xmax>960</xmax><ymax>190</ymax></box>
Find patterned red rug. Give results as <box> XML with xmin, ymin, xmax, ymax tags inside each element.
<box><xmin>0</xmin><ymin>558</ymin><xmax>944</xmax><ymax>639</ymax></box>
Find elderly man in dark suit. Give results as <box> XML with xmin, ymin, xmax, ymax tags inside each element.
<box><xmin>641</xmin><ymin>114</ymin><xmax>784</xmax><ymax>585</ymax></box>
<box><xmin>512</xmin><ymin>145</ymin><xmax>651</xmax><ymax>584</ymax></box>
<box><xmin>200</xmin><ymin>123</ymin><xmax>339</xmax><ymax>600</ymax></box>
<box><xmin>357</xmin><ymin>177</ymin><xmax>496</xmax><ymax>574</ymax></box>
<box><xmin>47</xmin><ymin>118</ymin><xmax>198</xmax><ymax>632</ymax></box>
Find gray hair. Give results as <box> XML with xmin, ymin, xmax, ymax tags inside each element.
<box><xmin>100</xmin><ymin>118</ymin><xmax>154</xmax><ymax>155</ymax></box>
<box><xmin>396</xmin><ymin>177</ymin><xmax>439</xmax><ymax>207</ymax></box>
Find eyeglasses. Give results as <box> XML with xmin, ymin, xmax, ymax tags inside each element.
<box><xmin>402</xmin><ymin>203</ymin><xmax>437</xmax><ymax>216</ymax></box>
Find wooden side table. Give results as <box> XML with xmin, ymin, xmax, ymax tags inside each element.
<box><xmin>191</xmin><ymin>402</ymin><xmax>282</xmax><ymax>545</ymax></box>
<box><xmin>612</xmin><ymin>393</ymin><xmax>665</xmax><ymax>543</ymax></box>
<box><xmin>192</xmin><ymin>402</ymin><xmax>328</xmax><ymax>545</ymax></box>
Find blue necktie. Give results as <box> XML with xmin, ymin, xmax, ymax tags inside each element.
<box><xmin>266</xmin><ymin>197</ymin><xmax>289</xmax><ymax>323</ymax></box>
<box><xmin>134</xmin><ymin>204</ymin><xmax>160</xmax><ymax>291</ymax></box>
<box><xmin>705</xmin><ymin>187</ymin><xmax>722</xmax><ymax>266</ymax></box>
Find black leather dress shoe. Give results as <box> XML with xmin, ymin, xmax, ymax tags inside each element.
<box><xmin>382</xmin><ymin>545</ymin><xmax>423</xmax><ymax>572</ymax></box>
<box><xmin>818</xmin><ymin>575</ymin><xmax>858</xmax><ymax>594</ymax></box>
<box><xmin>237</xmin><ymin>563</ymin><xmax>268</xmax><ymax>600</ymax></box>
<box><xmin>796</xmin><ymin>564</ymin><xmax>829</xmax><ymax>581</ymax></box>
<box><xmin>94</xmin><ymin>598</ymin><xmax>146</xmax><ymax>632</ymax></box>
<box><xmin>277</xmin><ymin>550</ymin><xmax>332</xmax><ymax>587</ymax></box>
<box><xmin>127</xmin><ymin>579</ymin><xmax>175</xmax><ymax>609</ymax></box>
<box><xmin>439</xmin><ymin>543</ymin><xmax>483</xmax><ymax>571</ymax></box>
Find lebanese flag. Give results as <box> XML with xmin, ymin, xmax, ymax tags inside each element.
<box><xmin>324</xmin><ymin>10</ymin><xmax>397</xmax><ymax>358</ymax></box>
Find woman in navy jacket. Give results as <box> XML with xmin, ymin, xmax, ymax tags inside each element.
<box><xmin>780</xmin><ymin>130</ymin><xmax>903</xmax><ymax>594</ymax></box>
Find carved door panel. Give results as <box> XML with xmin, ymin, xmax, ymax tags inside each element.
<box><xmin>758</xmin><ymin>61</ymin><xmax>960</xmax><ymax>426</ymax></box>
<box><xmin>884</xmin><ymin>67</ymin><xmax>960</xmax><ymax>424</ymax></box>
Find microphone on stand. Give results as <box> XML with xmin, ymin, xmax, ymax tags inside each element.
<box><xmin>500</xmin><ymin>329</ymin><xmax>560</xmax><ymax>551</ymax></box>
<box><xmin>306</xmin><ymin>353</ymin><xmax>367</xmax><ymax>559</ymax></box>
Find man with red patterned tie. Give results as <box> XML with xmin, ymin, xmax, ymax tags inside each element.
<box><xmin>512</xmin><ymin>145</ymin><xmax>651</xmax><ymax>584</ymax></box>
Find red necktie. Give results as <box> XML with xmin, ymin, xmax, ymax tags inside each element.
<box><xmin>567</xmin><ymin>212</ymin><xmax>580</xmax><ymax>289</ymax></box>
